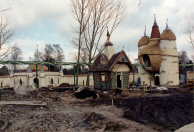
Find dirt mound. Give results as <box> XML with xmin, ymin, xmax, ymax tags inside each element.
<box><xmin>104</xmin><ymin>121</ymin><xmax>128</xmax><ymax>131</ymax></box>
<box><xmin>84</xmin><ymin>112</ymin><xmax>107</xmax><ymax>122</ymax></box>
<box><xmin>74</xmin><ymin>89</ymin><xmax>97</xmax><ymax>99</ymax></box>
<box><xmin>59</xmin><ymin>83</ymin><xmax>71</xmax><ymax>87</ymax></box>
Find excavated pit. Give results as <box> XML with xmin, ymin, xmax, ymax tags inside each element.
<box><xmin>89</xmin><ymin>93</ymin><xmax>194</xmax><ymax>131</ymax></box>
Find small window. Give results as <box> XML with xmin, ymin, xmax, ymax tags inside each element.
<box><xmin>20</xmin><ymin>79</ymin><xmax>22</xmax><ymax>85</ymax></box>
<box><xmin>101</xmin><ymin>72</ymin><xmax>105</xmax><ymax>81</ymax></box>
<box><xmin>51</xmin><ymin>78</ymin><xmax>53</xmax><ymax>84</ymax></box>
<box><xmin>143</xmin><ymin>54</ymin><xmax>151</xmax><ymax>67</ymax></box>
<box><xmin>97</xmin><ymin>72</ymin><xmax>108</xmax><ymax>82</ymax></box>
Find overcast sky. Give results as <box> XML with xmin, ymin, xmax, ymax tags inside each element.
<box><xmin>1</xmin><ymin>0</ymin><xmax>194</xmax><ymax>63</ymax></box>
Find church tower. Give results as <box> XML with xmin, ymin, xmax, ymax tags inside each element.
<box><xmin>104</xmin><ymin>28</ymin><xmax>115</xmax><ymax>60</ymax></box>
<box><xmin>159</xmin><ymin>19</ymin><xmax>179</xmax><ymax>85</ymax></box>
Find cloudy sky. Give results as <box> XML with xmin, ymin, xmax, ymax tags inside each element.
<box><xmin>1</xmin><ymin>0</ymin><xmax>194</xmax><ymax>63</ymax></box>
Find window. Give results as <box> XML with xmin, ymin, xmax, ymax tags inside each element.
<box><xmin>101</xmin><ymin>72</ymin><xmax>105</xmax><ymax>81</ymax></box>
<box><xmin>143</xmin><ymin>54</ymin><xmax>151</xmax><ymax>67</ymax></box>
<box><xmin>51</xmin><ymin>78</ymin><xmax>53</xmax><ymax>84</ymax></box>
<box><xmin>20</xmin><ymin>79</ymin><xmax>22</xmax><ymax>85</ymax></box>
<box><xmin>97</xmin><ymin>72</ymin><xmax>108</xmax><ymax>82</ymax></box>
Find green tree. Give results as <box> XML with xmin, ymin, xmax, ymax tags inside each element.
<box><xmin>0</xmin><ymin>66</ymin><xmax>9</xmax><ymax>76</ymax></box>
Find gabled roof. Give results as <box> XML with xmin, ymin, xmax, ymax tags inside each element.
<box><xmin>89</xmin><ymin>51</ymin><xmax>135</xmax><ymax>72</ymax></box>
<box><xmin>89</xmin><ymin>53</ymin><xmax>109</xmax><ymax>72</ymax></box>
<box><xmin>105</xmin><ymin>50</ymin><xmax>134</xmax><ymax>71</ymax></box>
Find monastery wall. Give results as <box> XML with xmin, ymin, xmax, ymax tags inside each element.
<box><xmin>0</xmin><ymin>73</ymin><xmax>94</xmax><ymax>88</ymax></box>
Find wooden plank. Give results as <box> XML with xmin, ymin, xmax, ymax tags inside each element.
<box><xmin>0</xmin><ymin>101</ymin><xmax>47</xmax><ymax>106</ymax></box>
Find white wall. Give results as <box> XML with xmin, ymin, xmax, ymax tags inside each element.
<box><xmin>160</xmin><ymin>55</ymin><xmax>179</xmax><ymax>85</ymax></box>
<box><xmin>104</xmin><ymin>46</ymin><xmax>115</xmax><ymax>60</ymax></box>
<box><xmin>0</xmin><ymin>72</ymin><xmax>94</xmax><ymax>88</ymax></box>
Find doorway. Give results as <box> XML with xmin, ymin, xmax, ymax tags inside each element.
<box><xmin>33</xmin><ymin>78</ymin><xmax>39</xmax><ymax>87</ymax></box>
<box><xmin>155</xmin><ymin>76</ymin><xmax>160</xmax><ymax>85</ymax></box>
<box><xmin>117</xmin><ymin>75</ymin><xmax>122</xmax><ymax>88</ymax></box>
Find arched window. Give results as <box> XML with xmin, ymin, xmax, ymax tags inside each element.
<box><xmin>143</xmin><ymin>54</ymin><xmax>151</xmax><ymax>67</ymax></box>
<box><xmin>33</xmin><ymin>78</ymin><xmax>39</xmax><ymax>87</ymax></box>
<box><xmin>20</xmin><ymin>79</ymin><xmax>22</xmax><ymax>85</ymax></box>
<box><xmin>51</xmin><ymin>78</ymin><xmax>53</xmax><ymax>84</ymax></box>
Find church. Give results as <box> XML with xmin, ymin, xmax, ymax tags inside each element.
<box><xmin>138</xmin><ymin>15</ymin><xmax>179</xmax><ymax>86</ymax></box>
<box><xmin>89</xmin><ymin>29</ymin><xmax>135</xmax><ymax>90</ymax></box>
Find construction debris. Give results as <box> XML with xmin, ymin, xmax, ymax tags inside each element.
<box><xmin>0</xmin><ymin>87</ymin><xmax>193</xmax><ymax>131</ymax></box>
<box><xmin>155</xmin><ymin>86</ymin><xmax>168</xmax><ymax>90</ymax></box>
<box><xmin>0</xmin><ymin>101</ymin><xmax>47</xmax><ymax>106</ymax></box>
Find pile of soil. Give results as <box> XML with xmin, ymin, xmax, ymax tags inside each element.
<box><xmin>59</xmin><ymin>83</ymin><xmax>71</xmax><ymax>87</ymax></box>
<box><xmin>74</xmin><ymin>89</ymin><xmax>97</xmax><ymax>99</ymax></box>
<box><xmin>84</xmin><ymin>112</ymin><xmax>107</xmax><ymax>122</ymax></box>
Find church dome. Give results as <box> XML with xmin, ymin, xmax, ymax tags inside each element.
<box><xmin>160</xmin><ymin>19</ymin><xmax>176</xmax><ymax>40</ymax></box>
<box><xmin>160</xmin><ymin>30</ymin><xmax>176</xmax><ymax>40</ymax></box>
<box><xmin>138</xmin><ymin>36</ymin><xmax>149</xmax><ymax>47</ymax></box>
<box><xmin>105</xmin><ymin>41</ymin><xmax>113</xmax><ymax>46</ymax></box>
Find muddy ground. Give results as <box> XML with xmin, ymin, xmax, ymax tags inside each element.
<box><xmin>0</xmin><ymin>88</ymin><xmax>193</xmax><ymax>131</ymax></box>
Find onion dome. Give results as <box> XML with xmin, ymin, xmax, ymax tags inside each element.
<box><xmin>27</xmin><ymin>65</ymin><xmax>32</xmax><ymax>73</ymax></box>
<box><xmin>150</xmin><ymin>14</ymin><xmax>160</xmax><ymax>39</ymax></box>
<box><xmin>138</xmin><ymin>26</ymin><xmax>149</xmax><ymax>47</ymax></box>
<box><xmin>40</xmin><ymin>65</ymin><xmax>45</xmax><ymax>72</ymax></box>
<box><xmin>138</xmin><ymin>39</ymin><xmax>162</xmax><ymax>73</ymax></box>
<box><xmin>160</xmin><ymin>19</ymin><xmax>176</xmax><ymax>40</ymax></box>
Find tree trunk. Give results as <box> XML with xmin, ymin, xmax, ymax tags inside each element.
<box><xmin>86</xmin><ymin>50</ymin><xmax>92</xmax><ymax>86</ymax></box>
<box><xmin>76</xmin><ymin>33</ymin><xmax>82</xmax><ymax>86</ymax></box>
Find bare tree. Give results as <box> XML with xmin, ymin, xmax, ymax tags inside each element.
<box><xmin>83</xmin><ymin>0</ymin><xmax>127</xmax><ymax>85</ymax></box>
<box><xmin>178</xmin><ymin>50</ymin><xmax>189</xmax><ymax>64</ymax></box>
<box><xmin>52</xmin><ymin>44</ymin><xmax>65</xmax><ymax>62</ymax></box>
<box><xmin>71</xmin><ymin>0</ymin><xmax>126</xmax><ymax>86</ymax></box>
<box><xmin>186</xmin><ymin>22</ymin><xmax>194</xmax><ymax>49</ymax></box>
<box><xmin>70</xmin><ymin>48</ymin><xmax>89</xmax><ymax>74</ymax></box>
<box><xmin>71</xmin><ymin>0</ymin><xmax>91</xmax><ymax>86</ymax></box>
<box><xmin>0</xmin><ymin>8</ymin><xmax>16</xmax><ymax>60</ymax></box>
<box><xmin>9</xmin><ymin>45</ymin><xmax>23</xmax><ymax>71</ymax></box>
